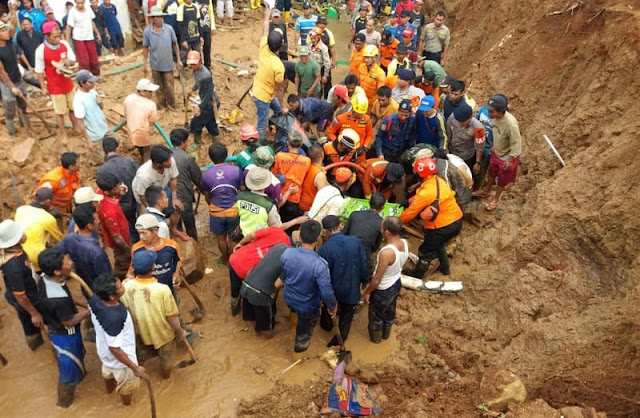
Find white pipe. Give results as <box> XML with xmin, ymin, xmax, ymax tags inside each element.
<box><xmin>543</xmin><ymin>134</ymin><xmax>566</xmax><ymax>167</ymax></box>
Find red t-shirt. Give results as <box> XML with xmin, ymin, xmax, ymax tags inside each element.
<box><xmin>98</xmin><ymin>196</ymin><xmax>131</xmax><ymax>249</ymax></box>
<box><xmin>229</xmin><ymin>227</ymin><xmax>291</xmax><ymax>279</ymax></box>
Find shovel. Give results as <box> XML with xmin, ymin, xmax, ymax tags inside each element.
<box><xmin>331</xmin><ymin>315</ymin><xmax>352</xmax><ymax>364</ymax></box>
<box><xmin>176</xmin><ymin>339</ymin><xmax>198</xmax><ymax>368</ymax></box>
<box><xmin>180</xmin><ymin>274</ymin><xmax>205</xmax><ymax>323</ymax></box>
<box><xmin>179</xmin><ymin>67</ymin><xmax>189</xmax><ymax>128</ymax></box>
<box><xmin>22</xmin><ymin>97</ymin><xmax>55</xmax><ymax>140</ymax></box>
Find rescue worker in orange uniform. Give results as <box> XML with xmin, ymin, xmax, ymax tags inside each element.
<box><xmin>379</xmin><ymin>30</ymin><xmax>399</xmax><ymax>73</ymax></box>
<box><xmin>299</xmin><ymin>144</ymin><xmax>329</xmax><ymax>212</ymax></box>
<box><xmin>361</xmin><ymin>158</ymin><xmax>405</xmax><ymax>200</ymax></box>
<box><xmin>399</xmin><ymin>157</ymin><xmax>463</xmax><ymax>279</ymax></box>
<box><xmin>349</xmin><ymin>33</ymin><xmax>366</xmax><ymax>76</ymax></box>
<box><xmin>326</xmin><ymin>93</ymin><xmax>373</xmax><ymax>162</ymax></box>
<box><xmin>323</xmin><ymin>127</ymin><xmax>360</xmax><ymax>170</ymax></box>
<box><xmin>357</xmin><ymin>45</ymin><xmax>386</xmax><ymax>112</ymax></box>
<box><xmin>35</xmin><ymin>152</ymin><xmax>81</xmax><ymax>213</ymax></box>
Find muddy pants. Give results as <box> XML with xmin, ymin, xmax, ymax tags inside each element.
<box><xmin>152</xmin><ymin>69</ymin><xmax>176</xmax><ymax>108</ymax></box>
<box><xmin>293</xmin><ymin>309</ymin><xmax>319</xmax><ymax>353</ymax></box>
<box><xmin>368</xmin><ymin>279</ymin><xmax>401</xmax><ymax>332</ymax></box>
<box><xmin>179</xmin><ymin>204</ymin><xmax>198</xmax><ymax>240</ymax></box>
<box><xmin>0</xmin><ymin>80</ymin><xmax>27</xmax><ymax>122</ymax></box>
<box><xmin>320</xmin><ymin>302</ymin><xmax>357</xmax><ymax>343</ymax></box>
<box><xmin>190</xmin><ymin>103</ymin><xmax>219</xmax><ymax>137</ymax></box>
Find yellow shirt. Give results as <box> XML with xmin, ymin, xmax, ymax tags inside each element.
<box><xmin>253</xmin><ymin>36</ymin><xmax>285</xmax><ymax>103</ymax></box>
<box><xmin>14</xmin><ymin>205</ymin><xmax>63</xmax><ymax>270</ymax></box>
<box><xmin>371</xmin><ymin>98</ymin><xmax>399</xmax><ymax>122</ymax></box>
<box><xmin>121</xmin><ymin>277</ymin><xmax>179</xmax><ymax>349</ymax></box>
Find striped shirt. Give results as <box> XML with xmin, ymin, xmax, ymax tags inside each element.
<box><xmin>295</xmin><ymin>14</ymin><xmax>318</xmax><ymax>46</ymax></box>
<box><xmin>130</xmin><ymin>239</ymin><xmax>182</xmax><ymax>289</ymax></box>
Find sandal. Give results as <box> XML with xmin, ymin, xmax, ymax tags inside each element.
<box><xmin>485</xmin><ymin>200</ymin><xmax>500</xmax><ymax>211</ymax></box>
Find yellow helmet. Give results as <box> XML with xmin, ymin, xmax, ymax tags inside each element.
<box><xmin>338</xmin><ymin>128</ymin><xmax>360</xmax><ymax>149</ymax></box>
<box><xmin>350</xmin><ymin>93</ymin><xmax>369</xmax><ymax>114</ymax></box>
<box><xmin>362</xmin><ymin>45</ymin><xmax>379</xmax><ymax>57</ymax></box>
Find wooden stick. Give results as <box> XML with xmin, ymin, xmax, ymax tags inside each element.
<box><xmin>180</xmin><ymin>275</ymin><xmax>205</xmax><ymax>314</ymax></box>
<box><xmin>183</xmin><ymin>339</ymin><xmax>197</xmax><ymax>361</ymax></box>
<box><xmin>143</xmin><ymin>377</ymin><xmax>157</xmax><ymax>418</ymax></box>
<box><xmin>69</xmin><ymin>272</ymin><xmax>93</xmax><ymax>296</ymax></box>
<box><xmin>403</xmin><ymin>224</ymin><xmax>423</xmax><ymax>239</ymax></box>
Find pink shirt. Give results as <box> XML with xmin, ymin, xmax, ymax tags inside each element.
<box><xmin>124</xmin><ymin>93</ymin><xmax>158</xmax><ymax>147</ymax></box>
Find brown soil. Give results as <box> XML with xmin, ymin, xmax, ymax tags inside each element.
<box><xmin>2</xmin><ymin>0</ymin><xmax>640</xmax><ymax>416</ymax></box>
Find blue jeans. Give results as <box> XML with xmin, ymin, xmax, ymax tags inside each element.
<box><xmin>368</xmin><ymin>279</ymin><xmax>402</xmax><ymax>332</ymax></box>
<box><xmin>253</xmin><ymin>97</ymin><xmax>282</xmax><ymax>138</ymax></box>
<box><xmin>293</xmin><ymin>309</ymin><xmax>319</xmax><ymax>353</ymax></box>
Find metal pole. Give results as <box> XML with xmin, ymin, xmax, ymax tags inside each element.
<box><xmin>543</xmin><ymin>134</ymin><xmax>566</xmax><ymax>167</ymax></box>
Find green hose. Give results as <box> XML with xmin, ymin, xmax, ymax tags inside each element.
<box><xmin>154</xmin><ymin>122</ymin><xmax>173</xmax><ymax>148</ymax></box>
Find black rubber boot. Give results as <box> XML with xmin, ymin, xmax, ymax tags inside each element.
<box><xmin>57</xmin><ymin>383</ymin><xmax>76</xmax><ymax>408</ymax></box>
<box><xmin>437</xmin><ymin>246</ymin><xmax>451</xmax><ymax>275</ymax></box>
<box><xmin>402</xmin><ymin>259</ymin><xmax>431</xmax><ymax>279</ymax></box>
<box><xmin>26</xmin><ymin>333</ymin><xmax>44</xmax><ymax>351</ymax></box>
<box><xmin>230</xmin><ymin>297</ymin><xmax>241</xmax><ymax>316</ymax></box>
<box><xmin>369</xmin><ymin>329</ymin><xmax>383</xmax><ymax>344</ymax></box>
<box><xmin>382</xmin><ymin>326</ymin><xmax>392</xmax><ymax>340</ymax></box>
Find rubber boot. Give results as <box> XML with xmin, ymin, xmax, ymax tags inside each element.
<box><xmin>230</xmin><ymin>297</ymin><xmax>241</xmax><ymax>316</ymax></box>
<box><xmin>187</xmin><ymin>134</ymin><xmax>201</xmax><ymax>153</ymax></box>
<box><xmin>402</xmin><ymin>258</ymin><xmax>431</xmax><ymax>279</ymax></box>
<box><xmin>250</xmin><ymin>0</ymin><xmax>258</xmax><ymax>10</ymax></box>
<box><xmin>289</xmin><ymin>311</ymin><xmax>298</xmax><ymax>327</ymax></box>
<box><xmin>437</xmin><ymin>246</ymin><xmax>451</xmax><ymax>275</ymax></box>
<box><xmin>26</xmin><ymin>333</ymin><xmax>44</xmax><ymax>351</ymax></box>
<box><xmin>57</xmin><ymin>383</ymin><xmax>76</xmax><ymax>408</ymax></box>
<box><xmin>382</xmin><ymin>326</ymin><xmax>392</xmax><ymax>340</ymax></box>
<box><xmin>369</xmin><ymin>329</ymin><xmax>383</xmax><ymax>344</ymax></box>
<box><xmin>292</xmin><ymin>349</ymin><xmax>307</xmax><ymax>361</ymax></box>
<box><xmin>284</xmin><ymin>11</ymin><xmax>290</xmax><ymax>24</ymax></box>
<box><xmin>6</xmin><ymin>118</ymin><xmax>16</xmax><ymax>136</ymax></box>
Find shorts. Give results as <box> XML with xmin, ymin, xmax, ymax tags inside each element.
<box><xmin>50</xmin><ymin>332</ymin><xmax>86</xmax><ymax>385</ymax></box>
<box><xmin>488</xmin><ymin>152</ymin><xmax>520</xmax><ymax>187</ymax></box>
<box><xmin>136</xmin><ymin>336</ymin><xmax>176</xmax><ymax>372</ymax></box>
<box><xmin>51</xmin><ymin>89</ymin><xmax>76</xmax><ymax>115</ymax></box>
<box><xmin>101</xmin><ymin>364</ymin><xmax>140</xmax><ymax>395</ymax></box>
<box><xmin>242</xmin><ymin>298</ymin><xmax>276</xmax><ymax>331</ymax></box>
<box><xmin>209</xmin><ymin>215</ymin><xmax>239</xmax><ymax>235</ymax></box>
<box><xmin>109</xmin><ymin>31</ymin><xmax>125</xmax><ymax>49</ymax></box>
<box><xmin>162</xmin><ymin>186</ymin><xmax>174</xmax><ymax>217</ymax></box>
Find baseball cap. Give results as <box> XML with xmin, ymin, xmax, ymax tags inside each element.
<box><xmin>303</xmin><ymin>2</ymin><xmax>311</xmax><ymax>8</ymax></box>
<box><xmin>35</xmin><ymin>187</ymin><xmax>55</xmax><ymax>201</ymax></box>
<box><xmin>453</xmin><ymin>103</ymin><xmax>473</xmax><ymax>122</ymax></box>
<box><xmin>132</xmin><ymin>249</ymin><xmax>157</xmax><ymax>274</ymax></box>
<box><xmin>44</xmin><ymin>6</ymin><xmax>54</xmax><ymax>14</ymax></box>
<box><xmin>136</xmin><ymin>78</ymin><xmax>159</xmax><ymax>92</ymax></box>
<box><xmin>135</xmin><ymin>213</ymin><xmax>160</xmax><ymax>230</ymax></box>
<box><xmin>335</xmin><ymin>167</ymin><xmax>352</xmax><ymax>184</ymax></box>
<box><xmin>396</xmin><ymin>44</ymin><xmax>408</xmax><ymax>54</ymax></box>
<box><xmin>73</xmin><ymin>187</ymin><xmax>104</xmax><ymax>204</ymax></box>
<box><xmin>424</xmin><ymin>71</ymin><xmax>436</xmax><ymax>82</ymax></box>
<box><xmin>252</xmin><ymin>146</ymin><xmax>274</xmax><ymax>168</ymax></box>
<box><xmin>386</xmin><ymin>162</ymin><xmax>405</xmax><ymax>183</ymax></box>
<box><xmin>402</xmin><ymin>28</ymin><xmax>414</xmax><ymax>38</ymax></box>
<box><xmin>354</xmin><ymin>32</ymin><xmax>366</xmax><ymax>43</ymax></box>
<box><xmin>397</xmin><ymin>69</ymin><xmax>414</xmax><ymax>81</ymax></box>
<box><xmin>298</xmin><ymin>45</ymin><xmax>310</xmax><ymax>56</ymax></box>
<box><xmin>400</xmin><ymin>10</ymin><xmax>411</xmax><ymax>17</ymax></box>
<box><xmin>42</xmin><ymin>20</ymin><xmax>58</xmax><ymax>34</ymax></box>
<box><xmin>486</xmin><ymin>94</ymin><xmax>508</xmax><ymax>112</ymax></box>
<box><xmin>389</xmin><ymin>10</ymin><xmax>397</xmax><ymax>17</ymax></box>
<box><xmin>271</xmin><ymin>8</ymin><xmax>281</xmax><ymax>17</ymax></box>
<box><xmin>398</xmin><ymin>99</ymin><xmax>412</xmax><ymax>112</ymax></box>
<box><xmin>333</xmin><ymin>84</ymin><xmax>349</xmax><ymax>103</ymax></box>
<box><xmin>76</xmin><ymin>69</ymin><xmax>99</xmax><ymax>84</ymax></box>
<box><xmin>322</xmin><ymin>215</ymin><xmax>340</xmax><ymax>230</ymax></box>
<box><xmin>317</xmin><ymin>15</ymin><xmax>327</xmax><ymax>24</ymax></box>
<box><xmin>186</xmin><ymin>50</ymin><xmax>201</xmax><ymax>65</ymax></box>
<box><xmin>359</xmin><ymin>2</ymin><xmax>368</xmax><ymax>10</ymax></box>
<box><xmin>418</xmin><ymin>95</ymin><xmax>435</xmax><ymax>111</ymax></box>
<box><xmin>381</xmin><ymin>29</ymin><xmax>393</xmax><ymax>45</ymax></box>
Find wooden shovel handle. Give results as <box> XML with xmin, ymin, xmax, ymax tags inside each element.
<box><xmin>183</xmin><ymin>339</ymin><xmax>197</xmax><ymax>361</ymax></box>
<box><xmin>69</xmin><ymin>272</ymin><xmax>94</xmax><ymax>297</ymax></box>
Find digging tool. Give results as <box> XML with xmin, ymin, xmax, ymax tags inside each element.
<box><xmin>281</xmin><ymin>354</ymin><xmax>322</xmax><ymax>374</ymax></box>
<box><xmin>16</xmin><ymin>108</ymin><xmax>36</xmax><ymax>138</ymax></box>
<box><xmin>176</xmin><ymin>339</ymin><xmax>198</xmax><ymax>368</ymax></box>
<box><xmin>179</xmin><ymin>272</ymin><xmax>205</xmax><ymax>322</ymax></box>
<box><xmin>194</xmin><ymin>191</ymin><xmax>202</xmax><ymax>215</ymax></box>
<box><xmin>236</xmin><ymin>84</ymin><xmax>252</xmax><ymax>109</ymax></box>
<box><xmin>0</xmin><ymin>351</ymin><xmax>8</xmax><ymax>366</ymax></box>
<box><xmin>23</xmin><ymin>97</ymin><xmax>55</xmax><ymax>140</ymax></box>
<box><xmin>179</xmin><ymin>68</ymin><xmax>189</xmax><ymax>128</ymax></box>
<box><xmin>68</xmin><ymin>272</ymin><xmax>158</xmax><ymax>416</ymax></box>
<box><xmin>331</xmin><ymin>315</ymin><xmax>352</xmax><ymax>364</ymax></box>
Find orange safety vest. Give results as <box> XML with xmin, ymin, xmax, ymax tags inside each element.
<box><xmin>357</xmin><ymin>63</ymin><xmax>386</xmax><ymax>112</ymax></box>
<box><xmin>349</xmin><ymin>47</ymin><xmax>365</xmax><ymax>76</ymax></box>
<box><xmin>361</xmin><ymin>158</ymin><xmax>394</xmax><ymax>199</ymax></box>
<box><xmin>399</xmin><ymin>175</ymin><xmax>463</xmax><ymax>229</ymax></box>
<box><xmin>272</xmin><ymin>152</ymin><xmax>311</xmax><ymax>204</ymax></box>
<box><xmin>36</xmin><ymin>166</ymin><xmax>80</xmax><ymax>213</ymax></box>
<box><xmin>385</xmin><ymin>74</ymin><xmax>398</xmax><ymax>89</ymax></box>
<box><xmin>299</xmin><ymin>164</ymin><xmax>323</xmax><ymax>211</ymax></box>
<box><xmin>379</xmin><ymin>38</ymin><xmax>399</xmax><ymax>68</ymax></box>
<box><xmin>326</xmin><ymin>111</ymin><xmax>374</xmax><ymax>150</ymax></box>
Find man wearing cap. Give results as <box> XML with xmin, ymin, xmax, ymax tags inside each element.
<box><xmin>328</xmin><ymin>84</ymin><xmax>352</xmax><ymax>117</ymax></box>
<box><xmin>143</xmin><ymin>6</ymin><xmax>182</xmax><ymax>111</ymax></box>
<box><xmin>0</xmin><ymin>219</ymin><xmax>44</xmax><ymax>351</ymax></box>
<box><xmin>36</xmin><ymin>152</ymin><xmax>81</xmax><ymax>213</ymax></box>
<box><xmin>348</xmin><ymin>33</ymin><xmax>366</xmax><ymax>76</ymax></box>
<box><xmin>41</xmin><ymin>7</ymin><xmax>63</xmax><ymax>33</ymax></box>
<box><xmin>379</xmin><ymin>30</ymin><xmax>399</xmax><ymax>72</ymax></box>
<box><xmin>415</xmin><ymin>95</ymin><xmax>448</xmax><ymax>148</ymax></box>
<box><xmin>308</xmin><ymin>27</ymin><xmax>332</xmax><ymax>98</ymax></box>
<box><xmin>477</xmin><ymin>94</ymin><xmax>522</xmax><ymax>211</ymax></box>
<box><xmin>124</xmin><ymin>79</ymin><xmax>159</xmax><ymax>162</ymax></box>
<box><xmin>287</xmin><ymin>94</ymin><xmax>335</xmax><ymax>133</ymax></box>
<box><xmin>375</xmin><ymin>98</ymin><xmax>416</xmax><ymax>163</ymax></box>
<box><xmin>253</xmin><ymin>5</ymin><xmax>287</xmax><ymax>139</ymax></box>
<box><xmin>370</xmin><ymin>85</ymin><xmax>398</xmax><ymax>132</ymax></box>
<box><xmin>14</xmin><ymin>188</ymin><xmax>63</xmax><ymax>272</ymax></box>
<box><xmin>202</xmin><ymin>143</ymin><xmax>242</xmax><ymax>263</ymax></box>
<box><xmin>351</xmin><ymin>3</ymin><xmax>368</xmax><ymax>42</ymax></box>
<box><xmin>391</xmin><ymin>68</ymin><xmax>424</xmax><ymax>106</ymax></box>
<box><xmin>386</xmin><ymin>44</ymin><xmax>410</xmax><ymax>83</ymax></box>
<box><xmin>130</xmin><ymin>214</ymin><xmax>182</xmax><ymax>290</ymax></box>
<box><xmin>281</xmin><ymin>220</ymin><xmax>337</xmax><ymax>360</ymax></box>
<box><xmin>358</xmin><ymin>45</ymin><xmax>386</xmax><ymax>112</ymax></box>
<box><xmin>396</xmin><ymin>10</ymin><xmax>415</xmax><ymax>44</ymax></box>
<box><xmin>176</xmin><ymin>0</ymin><xmax>203</xmax><ymax>60</ymax></box>
<box><xmin>0</xmin><ymin>19</ymin><xmax>31</xmax><ymax>136</ymax></box>
<box><xmin>326</xmin><ymin>95</ymin><xmax>373</xmax><ymax>160</ymax></box>
<box><xmin>65</xmin><ymin>0</ymin><xmax>102</xmax><ymax>74</ymax></box>
<box><xmin>74</xmin><ymin>69</ymin><xmax>109</xmax><ymax>158</ymax></box>
<box><xmin>121</xmin><ymin>249</ymin><xmax>186</xmax><ymax>379</ymax></box>
<box><xmin>395</xmin><ymin>0</ymin><xmax>413</xmax><ymax>22</ymax></box>
<box><xmin>383</xmin><ymin>10</ymin><xmax>399</xmax><ymax>34</ymax></box>
<box><xmin>418</xmin><ymin>11</ymin><xmax>450</xmax><ymax>66</ymax></box>
<box><xmin>318</xmin><ymin>215</ymin><xmax>368</xmax><ymax>346</ymax></box>
<box><xmin>295</xmin><ymin>2</ymin><xmax>317</xmax><ymax>46</ymax></box>
<box><xmin>359</xmin><ymin>17</ymin><xmax>381</xmax><ymax>47</ymax></box>
<box><xmin>310</xmin><ymin>15</ymin><xmax>336</xmax><ymax>68</ymax></box>
<box><xmin>294</xmin><ymin>45</ymin><xmax>321</xmax><ymax>98</ymax></box>
<box><xmin>361</xmin><ymin>158</ymin><xmax>405</xmax><ymax>200</ymax></box>
<box><xmin>187</xmin><ymin>50</ymin><xmax>219</xmax><ymax>145</ymax></box>
<box><xmin>446</xmin><ymin>103</ymin><xmax>485</xmax><ymax>175</ymax></box>
<box><xmin>269</xmin><ymin>9</ymin><xmax>288</xmax><ymax>61</ymax></box>
<box><xmin>37</xmin><ymin>248</ymin><xmax>89</xmax><ymax>407</ymax></box>
<box><xmin>34</xmin><ymin>21</ymin><xmax>78</xmax><ymax>142</ymax></box>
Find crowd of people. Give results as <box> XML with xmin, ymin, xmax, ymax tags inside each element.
<box><xmin>0</xmin><ymin>0</ymin><xmax>523</xmax><ymax>410</ymax></box>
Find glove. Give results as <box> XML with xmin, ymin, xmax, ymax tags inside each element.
<box><xmin>356</xmin><ymin>146</ymin><xmax>367</xmax><ymax>157</ymax></box>
<box><xmin>400</xmin><ymin>200</ymin><xmax>410</xmax><ymax>209</ymax></box>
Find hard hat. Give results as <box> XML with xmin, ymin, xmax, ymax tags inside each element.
<box><xmin>335</xmin><ymin>167</ymin><xmax>353</xmax><ymax>184</ymax></box>
<box><xmin>310</xmin><ymin>26</ymin><xmax>323</xmax><ymax>37</ymax></box>
<box><xmin>239</xmin><ymin>123</ymin><xmax>259</xmax><ymax>141</ymax></box>
<box><xmin>362</xmin><ymin>45</ymin><xmax>379</xmax><ymax>57</ymax></box>
<box><xmin>338</xmin><ymin>128</ymin><xmax>360</xmax><ymax>149</ymax></box>
<box><xmin>414</xmin><ymin>157</ymin><xmax>437</xmax><ymax>178</ymax></box>
<box><xmin>350</xmin><ymin>93</ymin><xmax>369</xmax><ymax>114</ymax></box>
<box><xmin>186</xmin><ymin>50</ymin><xmax>201</xmax><ymax>65</ymax></box>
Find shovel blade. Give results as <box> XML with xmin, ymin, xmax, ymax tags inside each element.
<box><xmin>336</xmin><ymin>350</ymin><xmax>352</xmax><ymax>364</ymax></box>
<box><xmin>176</xmin><ymin>359</ymin><xmax>198</xmax><ymax>369</ymax></box>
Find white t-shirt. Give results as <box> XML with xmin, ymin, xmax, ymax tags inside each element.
<box><xmin>34</xmin><ymin>40</ymin><xmax>76</xmax><ymax>74</ymax></box>
<box><xmin>308</xmin><ymin>185</ymin><xmax>346</xmax><ymax>222</ymax></box>
<box><xmin>131</xmin><ymin>158</ymin><xmax>180</xmax><ymax>203</ymax></box>
<box><xmin>67</xmin><ymin>7</ymin><xmax>96</xmax><ymax>41</ymax></box>
<box><xmin>90</xmin><ymin>303</ymin><xmax>138</xmax><ymax>369</ymax></box>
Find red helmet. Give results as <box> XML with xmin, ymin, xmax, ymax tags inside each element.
<box><xmin>239</xmin><ymin>124</ymin><xmax>259</xmax><ymax>141</ymax></box>
<box><xmin>186</xmin><ymin>50</ymin><xmax>201</xmax><ymax>65</ymax></box>
<box><xmin>402</xmin><ymin>28</ymin><xmax>414</xmax><ymax>38</ymax></box>
<box><xmin>414</xmin><ymin>157</ymin><xmax>437</xmax><ymax>178</ymax></box>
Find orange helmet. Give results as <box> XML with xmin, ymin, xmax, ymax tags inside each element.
<box><xmin>414</xmin><ymin>157</ymin><xmax>437</xmax><ymax>178</ymax></box>
<box><xmin>310</xmin><ymin>27</ymin><xmax>323</xmax><ymax>38</ymax></box>
<box><xmin>239</xmin><ymin>124</ymin><xmax>259</xmax><ymax>141</ymax></box>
